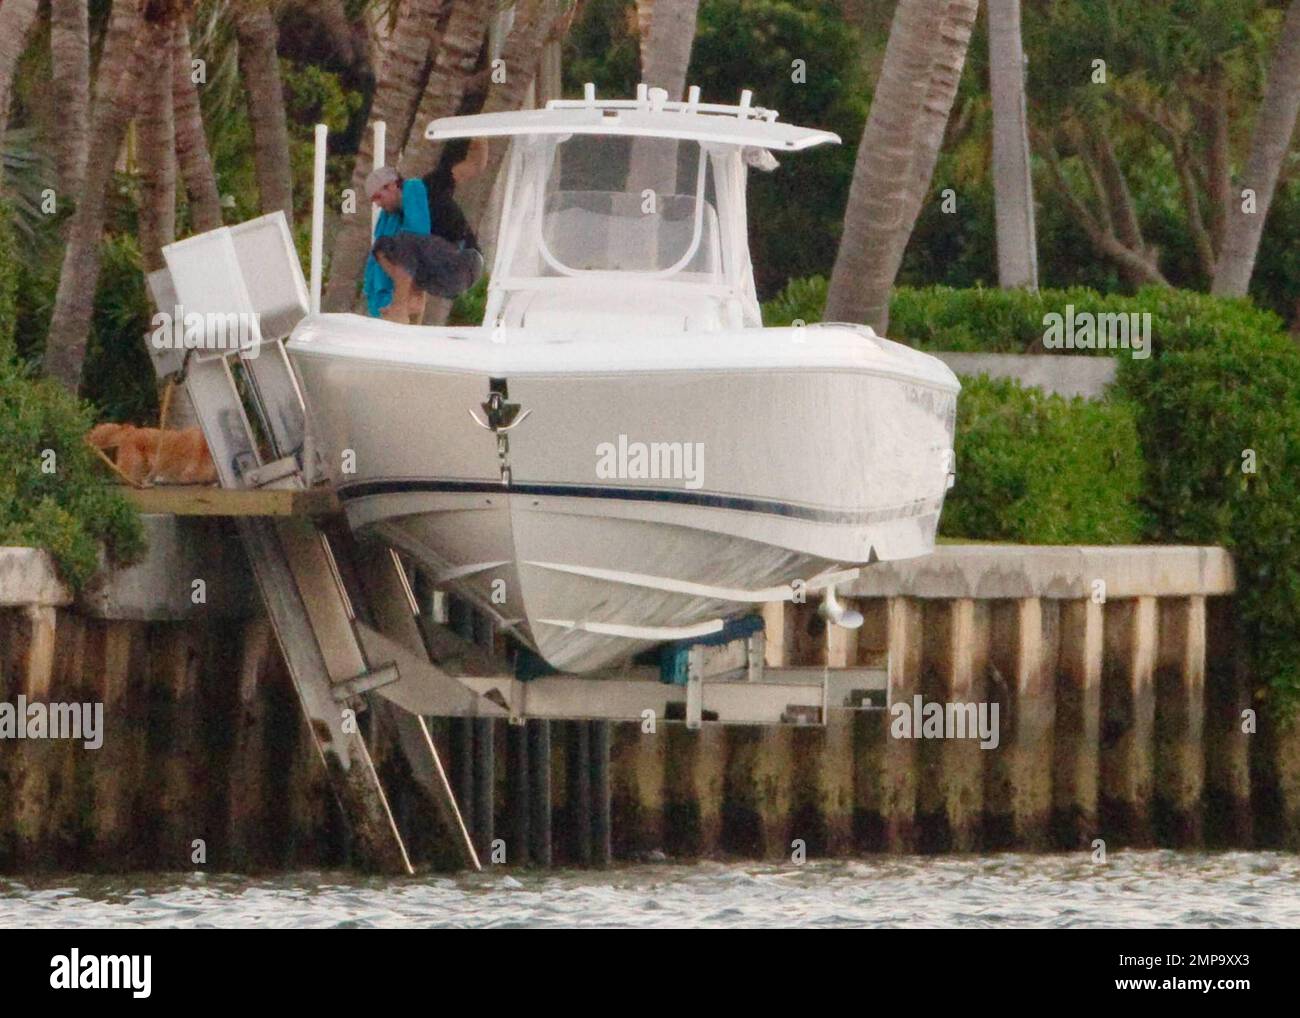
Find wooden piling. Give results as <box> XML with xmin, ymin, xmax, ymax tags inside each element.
<box><xmin>609</xmin><ymin>720</ymin><xmax>662</xmax><ymax>859</ymax></box>
<box><xmin>662</xmin><ymin>723</ymin><xmax>702</xmax><ymax>856</ymax></box>
<box><xmin>590</xmin><ymin>721</ymin><xmax>612</xmax><ymax>866</ymax></box>
<box><xmin>917</xmin><ymin>598</ymin><xmax>988</xmax><ymax>852</ymax></box>
<box><xmin>473</xmin><ymin>717</ymin><xmax>495</xmax><ymax>859</ymax></box>
<box><xmin>527</xmin><ymin>719</ymin><xmax>553</xmax><ymax>865</ymax></box>
<box><xmin>566</xmin><ymin>720</ymin><xmax>592</xmax><ymax>864</ymax></box>
<box><xmin>855</xmin><ymin>597</ymin><xmax>922</xmax><ymax>852</ymax></box>
<box><xmin>1052</xmin><ymin>599</ymin><xmax>1103</xmax><ymax>847</ymax></box>
<box><xmin>1203</xmin><ymin>597</ymin><xmax>1253</xmax><ymax>846</ymax></box>
<box><xmin>1099</xmin><ymin>597</ymin><xmax>1158</xmax><ymax>846</ymax></box>
<box><xmin>89</xmin><ymin>621</ymin><xmax>150</xmax><ymax>867</ymax></box>
<box><xmin>1154</xmin><ymin>596</ymin><xmax>1206</xmax><ymax>846</ymax></box>
<box><xmin>44</xmin><ymin>612</ymin><xmax>91</xmax><ymax>868</ymax></box>
<box><xmin>224</xmin><ymin>619</ymin><xmax>278</xmax><ymax>869</ymax></box>
<box><xmin>507</xmin><ymin>721</ymin><xmax>530</xmax><ymax>865</ymax></box>
<box><xmin>8</xmin><ymin>605</ymin><xmax>58</xmax><ymax>868</ymax></box>
<box><xmin>986</xmin><ymin>598</ymin><xmax>1056</xmax><ymax>849</ymax></box>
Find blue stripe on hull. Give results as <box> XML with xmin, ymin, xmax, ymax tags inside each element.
<box><xmin>335</xmin><ymin>478</ymin><xmax>943</xmax><ymax>526</ymax></box>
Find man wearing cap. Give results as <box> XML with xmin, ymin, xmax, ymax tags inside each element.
<box><xmin>363</xmin><ymin>139</ymin><xmax>487</xmax><ymax>323</ymax></box>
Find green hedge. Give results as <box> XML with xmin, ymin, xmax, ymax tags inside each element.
<box><xmin>1119</xmin><ymin>339</ymin><xmax>1300</xmax><ymax>709</ymax></box>
<box><xmin>0</xmin><ymin>359</ymin><xmax>146</xmax><ymax>589</ymax></box>
<box><xmin>761</xmin><ymin>277</ymin><xmax>1300</xmax><ymax>708</ymax></box>
<box><xmin>941</xmin><ymin>376</ymin><xmax>1146</xmax><ymax>545</ymax></box>
<box><xmin>0</xmin><ymin>206</ymin><xmax>145</xmax><ymax>588</ymax></box>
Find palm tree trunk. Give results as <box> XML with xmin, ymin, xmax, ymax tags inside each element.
<box><xmin>635</xmin><ymin>0</ymin><xmax>655</xmax><ymax>44</ymax></box>
<box><xmin>398</xmin><ymin>0</ymin><xmax>493</xmax><ymax>180</ymax></box>
<box><xmin>0</xmin><ymin>0</ymin><xmax>41</xmax><ymax>156</ymax></box>
<box><xmin>537</xmin><ymin>29</ymin><xmax>563</xmax><ymax>105</ymax></box>
<box><xmin>639</xmin><ymin>0</ymin><xmax>698</xmax><ymax>101</ymax></box>
<box><xmin>629</xmin><ymin>0</ymin><xmax>700</xmax><ymax>203</ymax></box>
<box><xmin>138</xmin><ymin>27</ymin><xmax>177</xmax><ymax>273</ymax></box>
<box><xmin>1212</xmin><ymin>0</ymin><xmax>1300</xmax><ymax>296</ymax></box>
<box><xmin>459</xmin><ymin>0</ymin><xmax>560</xmax><ymax>227</ymax></box>
<box><xmin>172</xmin><ymin>12</ymin><xmax>224</xmax><ymax>233</ymax></box>
<box><xmin>50</xmin><ymin>0</ymin><xmax>91</xmax><ymax>201</ymax></box>
<box><xmin>987</xmin><ymin>0</ymin><xmax>1037</xmax><ymax>289</ymax></box>
<box><xmin>234</xmin><ymin>0</ymin><xmax>293</xmax><ymax>219</ymax></box>
<box><xmin>43</xmin><ymin>0</ymin><xmax>153</xmax><ymax>392</ymax></box>
<box><xmin>323</xmin><ymin>0</ymin><xmax>445</xmax><ymax>312</ymax></box>
<box><xmin>825</xmin><ymin>0</ymin><xmax>979</xmax><ymax>334</ymax></box>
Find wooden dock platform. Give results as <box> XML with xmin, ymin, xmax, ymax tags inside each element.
<box><xmin>121</xmin><ymin>484</ymin><xmax>340</xmax><ymax>517</ymax></box>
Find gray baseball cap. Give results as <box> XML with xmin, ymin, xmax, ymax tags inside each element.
<box><xmin>364</xmin><ymin>165</ymin><xmax>399</xmax><ymax>197</ymax></box>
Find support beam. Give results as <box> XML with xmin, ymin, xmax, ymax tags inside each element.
<box><xmin>237</xmin><ymin>517</ymin><xmax>412</xmax><ymax>874</ymax></box>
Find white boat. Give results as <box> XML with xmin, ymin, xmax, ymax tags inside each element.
<box><xmin>286</xmin><ymin>85</ymin><xmax>959</xmax><ymax>674</ymax></box>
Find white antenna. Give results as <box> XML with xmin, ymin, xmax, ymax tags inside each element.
<box><xmin>371</xmin><ymin>120</ymin><xmax>387</xmax><ymax>238</ymax></box>
<box><xmin>310</xmin><ymin>123</ymin><xmax>326</xmax><ymax>314</ymax></box>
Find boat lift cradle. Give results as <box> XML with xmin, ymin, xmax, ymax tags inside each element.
<box><xmin>144</xmin><ymin>101</ymin><xmax>890</xmax><ymax>873</ymax></box>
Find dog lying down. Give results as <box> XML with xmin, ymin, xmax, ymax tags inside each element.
<box><xmin>86</xmin><ymin>423</ymin><xmax>217</xmax><ymax>486</ymax></box>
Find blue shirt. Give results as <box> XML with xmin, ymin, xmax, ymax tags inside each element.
<box><xmin>365</xmin><ymin>177</ymin><xmax>432</xmax><ymax>317</ymax></box>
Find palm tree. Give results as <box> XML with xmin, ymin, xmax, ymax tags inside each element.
<box><xmin>50</xmin><ymin>0</ymin><xmax>91</xmax><ymax>201</ymax></box>
<box><xmin>824</xmin><ymin>0</ymin><xmax>981</xmax><ymax>334</ymax></box>
<box><xmin>398</xmin><ymin>0</ymin><xmax>495</xmax><ymax>180</ymax></box>
<box><xmin>1213</xmin><ymin>0</ymin><xmax>1300</xmax><ymax>297</ymax></box>
<box><xmin>172</xmin><ymin>10</ymin><xmax>224</xmax><ymax>233</ymax></box>
<box><xmin>139</xmin><ymin>14</ymin><xmax>178</xmax><ymax>273</ymax></box>
<box><xmin>234</xmin><ymin>0</ymin><xmax>293</xmax><ymax>219</ymax></box>
<box><xmin>43</xmin><ymin>0</ymin><xmax>158</xmax><ymax>392</ymax></box>
<box><xmin>459</xmin><ymin>0</ymin><xmax>562</xmax><ymax>226</ymax></box>
<box><xmin>639</xmin><ymin>0</ymin><xmax>698</xmax><ymax>101</ymax></box>
<box><xmin>635</xmin><ymin>0</ymin><xmax>654</xmax><ymax>42</ymax></box>
<box><xmin>987</xmin><ymin>0</ymin><xmax>1037</xmax><ymax>290</ymax></box>
<box><xmin>0</xmin><ymin>0</ymin><xmax>41</xmax><ymax>159</ymax></box>
<box><xmin>628</xmin><ymin>0</ymin><xmax>699</xmax><ymax>201</ymax></box>
<box><xmin>323</xmin><ymin>0</ymin><xmax>444</xmax><ymax>312</ymax></box>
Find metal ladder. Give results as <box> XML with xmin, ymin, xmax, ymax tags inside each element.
<box><xmin>150</xmin><ymin>212</ymin><xmax>483</xmax><ymax>874</ymax></box>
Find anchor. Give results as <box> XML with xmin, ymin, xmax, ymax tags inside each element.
<box><xmin>468</xmin><ymin>379</ymin><xmax>531</xmax><ymax>484</ymax></box>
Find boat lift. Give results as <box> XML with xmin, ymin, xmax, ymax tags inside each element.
<box><xmin>141</xmin><ymin>116</ymin><xmax>889</xmax><ymax>873</ymax></box>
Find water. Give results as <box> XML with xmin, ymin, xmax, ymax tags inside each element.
<box><xmin>2</xmin><ymin>851</ymin><xmax>1296</xmax><ymax>928</ymax></box>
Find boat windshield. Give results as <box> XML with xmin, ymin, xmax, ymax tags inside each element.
<box><xmin>506</xmin><ymin>134</ymin><xmax>721</xmax><ymax>280</ymax></box>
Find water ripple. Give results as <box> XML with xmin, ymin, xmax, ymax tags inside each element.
<box><xmin>1</xmin><ymin>851</ymin><xmax>1298</xmax><ymax>928</ymax></box>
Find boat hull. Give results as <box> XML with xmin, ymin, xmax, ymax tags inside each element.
<box><xmin>288</xmin><ymin>315</ymin><xmax>959</xmax><ymax>673</ymax></box>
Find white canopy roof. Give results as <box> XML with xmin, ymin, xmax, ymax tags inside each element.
<box><xmin>426</xmin><ymin>98</ymin><xmax>840</xmax><ymax>152</ymax></box>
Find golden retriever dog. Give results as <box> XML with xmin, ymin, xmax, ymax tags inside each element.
<box><xmin>86</xmin><ymin>423</ymin><xmax>217</xmax><ymax>486</ymax></box>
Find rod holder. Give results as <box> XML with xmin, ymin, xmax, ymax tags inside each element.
<box><xmin>371</xmin><ymin>120</ymin><xmax>387</xmax><ymax>239</ymax></box>
<box><xmin>310</xmin><ymin>124</ymin><xmax>326</xmax><ymax>314</ymax></box>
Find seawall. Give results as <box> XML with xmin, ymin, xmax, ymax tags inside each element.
<box><xmin>2</xmin><ymin>516</ymin><xmax>1297</xmax><ymax>871</ymax></box>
